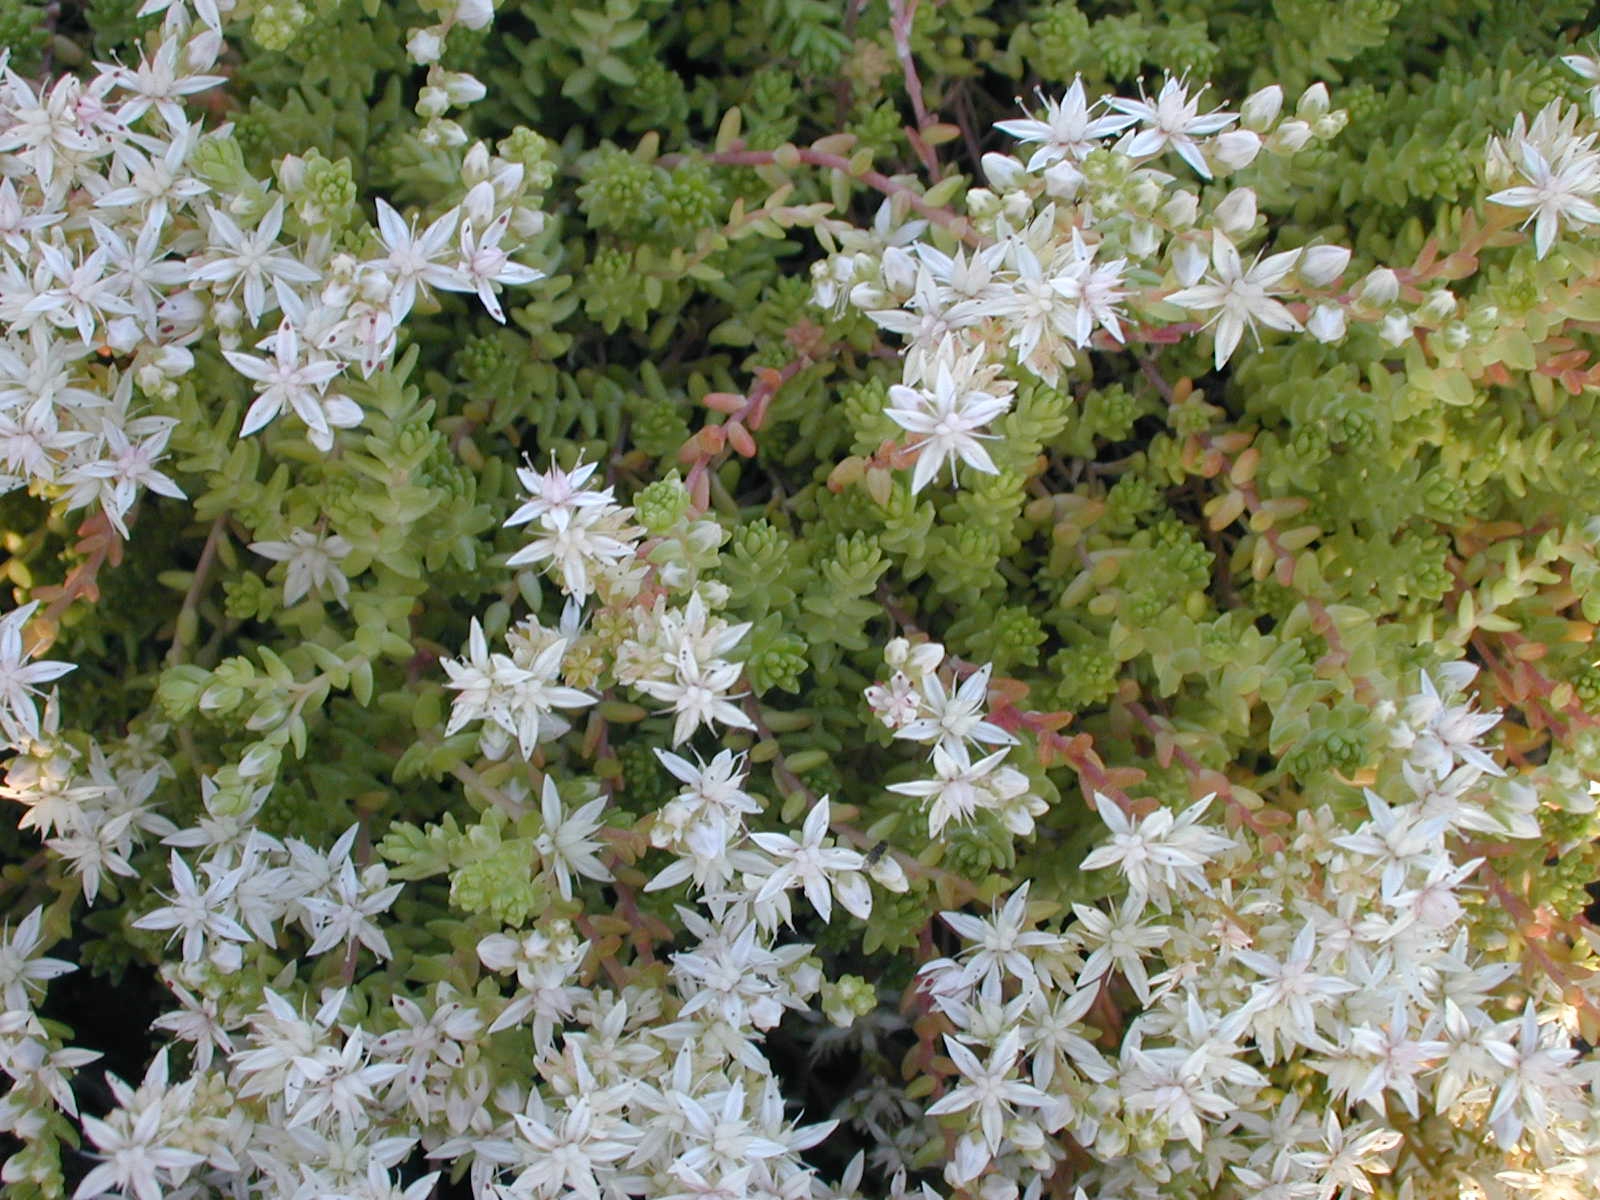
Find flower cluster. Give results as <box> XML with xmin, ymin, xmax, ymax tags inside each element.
<box><xmin>893</xmin><ymin>668</ymin><xmax>1599</xmax><ymax>1199</ymax></box>
<box><xmin>815</xmin><ymin>75</ymin><xmax>1356</xmax><ymax>495</ymax></box>
<box><xmin>869</xmin><ymin>637</ymin><xmax>1044</xmax><ymax>838</ymax></box>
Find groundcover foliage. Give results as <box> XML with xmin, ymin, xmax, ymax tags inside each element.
<box><xmin>5</xmin><ymin>0</ymin><xmax>1600</xmax><ymax>1196</ymax></box>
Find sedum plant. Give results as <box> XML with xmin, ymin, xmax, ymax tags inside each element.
<box><xmin>4</xmin><ymin>0</ymin><xmax>1600</xmax><ymax>1198</ymax></box>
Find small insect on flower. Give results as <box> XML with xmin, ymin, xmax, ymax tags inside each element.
<box><xmin>864</xmin><ymin>840</ymin><xmax>889</xmax><ymax>868</ymax></box>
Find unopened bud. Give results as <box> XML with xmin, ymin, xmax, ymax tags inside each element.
<box><xmin>104</xmin><ymin>316</ymin><xmax>141</xmax><ymax>353</ymax></box>
<box><xmin>1379</xmin><ymin>311</ymin><xmax>1413</xmax><ymax>345</ymax></box>
<box><xmin>212</xmin><ymin>296</ymin><xmax>243</xmax><ymax>329</ymax></box>
<box><xmin>1160</xmin><ymin>190</ymin><xmax>1198</xmax><ymax>228</ymax></box>
<box><xmin>406</xmin><ymin>26</ymin><xmax>443</xmax><ymax>64</ymax></box>
<box><xmin>1357</xmin><ymin>267</ymin><xmax>1400</xmax><ymax>308</ymax></box>
<box><xmin>1298</xmin><ymin>244</ymin><xmax>1351</xmax><ymax>287</ymax></box>
<box><xmin>906</xmin><ymin>641</ymin><xmax>944</xmax><ymax>675</ymax></box>
<box><xmin>1306</xmin><ymin>303</ymin><xmax>1346</xmax><ymax>343</ymax></box>
<box><xmin>1240</xmin><ymin>84</ymin><xmax>1283</xmax><ymax>131</ymax></box>
<box><xmin>462</xmin><ymin>179</ymin><xmax>496</xmax><ymax>228</ymax></box>
<box><xmin>155</xmin><ymin>345</ymin><xmax>194</xmax><ymax>376</ymax></box>
<box><xmin>1214</xmin><ymin>188</ymin><xmax>1257</xmax><ymax>236</ymax></box>
<box><xmin>1297</xmin><ymin>82</ymin><xmax>1330</xmax><ymax>120</ymax></box>
<box><xmin>462</xmin><ymin>141</ymin><xmax>491</xmax><ymax>185</ymax></box>
<box><xmin>1042</xmin><ymin>159</ymin><xmax>1083</xmax><ymax>199</ymax></box>
<box><xmin>965</xmin><ymin>187</ymin><xmax>1001</xmax><ymax>219</ymax></box>
<box><xmin>436</xmin><ymin>70</ymin><xmax>486</xmax><ymax>107</ymax></box>
<box><xmin>1270</xmin><ymin>119</ymin><xmax>1313</xmax><ymax>153</ymax></box>
<box><xmin>981</xmin><ymin>152</ymin><xmax>1026</xmax><ymax>191</ymax></box>
<box><xmin>435</xmin><ymin>120</ymin><xmax>470</xmax><ymax>149</ymax></box>
<box><xmin>1172</xmin><ymin>236</ymin><xmax>1209</xmax><ymax>287</ymax></box>
<box><xmin>453</xmin><ymin>0</ymin><xmax>494</xmax><ymax>30</ymax></box>
<box><xmin>882</xmin><ymin>245</ymin><xmax>917</xmax><ymax>293</ymax></box>
<box><xmin>1127</xmin><ymin>220</ymin><xmax>1160</xmax><ymax>258</ymax></box>
<box><xmin>1001</xmin><ymin>191</ymin><xmax>1032</xmax><ymax>224</ymax></box>
<box><xmin>1420</xmin><ymin>289</ymin><xmax>1457</xmax><ymax>323</ymax></box>
<box><xmin>1213</xmin><ymin>129</ymin><xmax>1262</xmax><ymax>170</ymax></box>
<box><xmin>1131</xmin><ymin>176</ymin><xmax>1164</xmax><ymax>210</ymax></box>
<box><xmin>416</xmin><ymin>86</ymin><xmax>449</xmax><ymax>119</ymax></box>
<box><xmin>276</xmin><ymin>152</ymin><xmax>306</xmax><ymax>193</ymax></box>
<box><xmin>1483</xmin><ymin>137</ymin><xmax>1514</xmax><ymax>189</ymax></box>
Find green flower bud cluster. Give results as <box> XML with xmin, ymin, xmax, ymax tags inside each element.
<box><xmin>634</xmin><ymin>474</ymin><xmax>692</xmax><ymax>533</ymax></box>
<box><xmin>578</xmin><ymin>144</ymin><xmax>660</xmax><ymax>235</ymax></box>
<box><xmin>1047</xmin><ymin>643</ymin><xmax>1121</xmax><ymax>712</ymax></box>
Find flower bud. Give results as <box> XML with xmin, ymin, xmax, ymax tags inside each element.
<box><xmin>453</xmin><ymin>0</ymin><xmax>494</xmax><ymax>30</ymax></box>
<box><xmin>868</xmin><ymin>853</ymin><xmax>908</xmax><ymax>892</ymax></box>
<box><xmin>238</xmin><ymin>743</ymin><xmax>279</xmax><ymax>779</ymax></box>
<box><xmin>462</xmin><ymin>141</ymin><xmax>491</xmax><ymax>186</ymax></box>
<box><xmin>1306</xmin><ymin>302</ymin><xmax>1346</xmax><ymax>343</ymax></box>
<box><xmin>406</xmin><ymin>25</ymin><xmax>444</xmax><ymax>64</ymax></box>
<box><xmin>277</xmin><ymin>152</ymin><xmax>306</xmax><ymax>193</ymax></box>
<box><xmin>1379</xmin><ymin>310</ymin><xmax>1413</xmax><ymax>345</ymax></box>
<box><xmin>882</xmin><ymin>245</ymin><xmax>917</xmax><ymax>293</ymax></box>
<box><xmin>1131</xmin><ymin>176</ymin><xmax>1164</xmax><ymax>210</ymax></box>
<box><xmin>1420</xmin><ymin>289</ymin><xmax>1457</xmax><ymax>323</ymax></box>
<box><xmin>358</xmin><ymin>267</ymin><xmax>392</xmax><ymax>306</ymax></box>
<box><xmin>1297</xmin><ymin>82</ymin><xmax>1330</xmax><ymax>120</ymax></box>
<box><xmin>1240</xmin><ymin>84</ymin><xmax>1283</xmax><ymax>131</ymax></box>
<box><xmin>157</xmin><ymin>290</ymin><xmax>205</xmax><ymax>334</ymax></box>
<box><xmin>462</xmin><ymin>179</ymin><xmax>496</xmax><ymax>228</ymax></box>
<box><xmin>510</xmin><ymin>208</ymin><xmax>545</xmax><ymax>239</ymax></box>
<box><xmin>155</xmin><ymin>345</ymin><xmax>194</xmax><ymax>376</ymax></box>
<box><xmin>1160</xmin><ymin>190</ymin><xmax>1198</xmax><ymax>228</ymax></box>
<box><xmin>1298</xmin><ymin>244</ymin><xmax>1351</xmax><ymax>287</ymax></box>
<box><xmin>136</xmin><ymin>363</ymin><xmax>169</xmax><ymax>395</ymax></box>
<box><xmin>1440</xmin><ymin>320</ymin><xmax>1472</xmax><ymax>350</ymax></box>
<box><xmin>436</xmin><ymin>70</ymin><xmax>486</xmax><ymax>107</ymax></box>
<box><xmin>848</xmin><ymin>281</ymin><xmax>892</xmax><ymax>310</ymax></box>
<box><xmin>105</xmin><ymin>316</ymin><xmax>141</xmax><ymax>353</ymax></box>
<box><xmin>906</xmin><ymin>640</ymin><xmax>945</xmax><ymax>675</ymax></box>
<box><xmin>1213</xmin><ymin>129</ymin><xmax>1262</xmax><ymax>169</ymax></box>
<box><xmin>884</xmin><ymin>637</ymin><xmax>911</xmax><ymax>669</ymax></box>
<box><xmin>416</xmin><ymin>86</ymin><xmax>449</xmax><ymax>119</ymax></box>
<box><xmin>1483</xmin><ymin>136</ymin><xmax>1514</xmax><ymax>189</ymax></box>
<box><xmin>1269</xmin><ymin>119</ymin><xmax>1313</xmax><ymax>153</ymax></box>
<box><xmin>982</xmin><ymin>152</ymin><xmax>1026</xmax><ymax>191</ymax></box>
<box><xmin>965</xmin><ymin>187</ymin><xmax>1001</xmax><ymax>219</ymax></box>
<box><xmin>210</xmin><ymin>942</ymin><xmax>243</xmax><ymax>975</ymax></box>
<box><xmin>212</xmin><ymin>296</ymin><xmax>243</xmax><ymax>329</ymax></box>
<box><xmin>977</xmin><ymin>1173</ymin><xmax>1019</xmax><ymax>1200</ymax></box>
<box><xmin>1042</xmin><ymin>159</ymin><xmax>1083</xmax><ymax>199</ymax></box>
<box><xmin>1128</xmin><ymin>220</ymin><xmax>1160</xmax><ymax>258</ymax></box>
<box><xmin>1172</xmin><ymin>235</ymin><xmax>1209</xmax><ymax>287</ymax></box>
<box><xmin>1356</xmin><ymin>267</ymin><xmax>1400</xmax><ymax>308</ymax></box>
<box><xmin>1001</xmin><ymin>191</ymin><xmax>1032</xmax><ymax>224</ymax></box>
<box><xmin>1214</xmin><ymin>188</ymin><xmax>1257</xmax><ymax>236</ymax></box>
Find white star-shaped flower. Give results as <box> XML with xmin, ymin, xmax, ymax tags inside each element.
<box><xmin>1166</xmin><ymin>231</ymin><xmax>1303</xmax><ymax>368</ymax></box>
